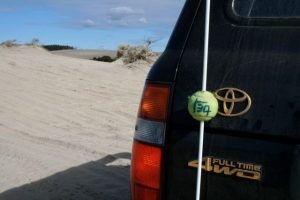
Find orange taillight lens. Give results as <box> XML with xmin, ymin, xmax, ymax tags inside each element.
<box><xmin>138</xmin><ymin>84</ymin><xmax>170</xmax><ymax>121</ymax></box>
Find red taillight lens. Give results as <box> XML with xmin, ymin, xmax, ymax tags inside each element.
<box><xmin>131</xmin><ymin>141</ymin><xmax>162</xmax><ymax>188</ymax></box>
<box><xmin>131</xmin><ymin>141</ymin><xmax>162</xmax><ymax>200</ymax></box>
<box><xmin>138</xmin><ymin>84</ymin><xmax>170</xmax><ymax>121</ymax></box>
<box><xmin>133</xmin><ymin>185</ymin><xmax>159</xmax><ymax>200</ymax></box>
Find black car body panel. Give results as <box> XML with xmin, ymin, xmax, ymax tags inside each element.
<box><xmin>145</xmin><ymin>0</ymin><xmax>300</xmax><ymax>199</ymax></box>
<box><xmin>147</xmin><ymin>0</ymin><xmax>201</xmax><ymax>82</ymax></box>
<box><xmin>165</xmin><ymin>130</ymin><xmax>300</xmax><ymax>200</ymax></box>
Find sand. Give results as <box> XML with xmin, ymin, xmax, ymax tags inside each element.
<box><xmin>0</xmin><ymin>46</ymin><xmax>152</xmax><ymax>200</ymax></box>
<box><xmin>51</xmin><ymin>49</ymin><xmax>117</xmax><ymax>60</ymax></box>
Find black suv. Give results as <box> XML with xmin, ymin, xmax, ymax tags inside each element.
<box><xmin>130</xmin><ymin>0</ymin><xmax>300</xmax><ymax>199</ymax></box>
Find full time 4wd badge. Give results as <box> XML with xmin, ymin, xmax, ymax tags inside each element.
<box><xmin>188</xmin><ymin>157</ymin><xmax>262</xmax><ymax>181</ymax></box>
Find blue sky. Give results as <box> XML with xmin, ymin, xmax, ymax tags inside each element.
<box><xmin>0</xmin><ymin>0</ymin><xmax>185</xmax><ymax>51</ymax></box>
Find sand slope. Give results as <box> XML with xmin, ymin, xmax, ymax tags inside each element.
<box><xmin>51</xmin><ymin>49</ymin><xmax>117</xmax><ymax>60</ymax></box>
<box><xmin>0</xmin><ymin>46</ymin><xmax>150</xmax><ymax>199</ymax></box>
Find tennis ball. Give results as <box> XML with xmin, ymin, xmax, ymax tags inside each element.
<box><xmin>188</xmin><ymin>91</ymin><xmax>219</xmax><ymax>121</ymax></box>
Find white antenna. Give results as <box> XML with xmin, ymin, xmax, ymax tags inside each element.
<box><xmin>196</xmin><ymin>0</ymin><xmax>211</xmax><ymax>199</ymax></box>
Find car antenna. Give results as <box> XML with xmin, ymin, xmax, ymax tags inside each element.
<box><xmin>196</xmin><ymin>0</ymin><xmax>211</xmax><ymax>199</ymax></box>
<box><xmin>187</xmin><ymin>0</ymin><xmax>217</xmax><ymax>198</ymax></box>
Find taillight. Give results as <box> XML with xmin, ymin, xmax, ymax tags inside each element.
<box><xmin>131</xmin><ymin>83</ymin><xmax>171</xmax><ymax>200</ymax></box>
<box><xmin>138</xmin><ymin>84</ymin><xmax>170</xmax><ymax>121</ymax></box>
<box><xmin>131</xmin><ymin>141</ymin><xmax>162</xmax><ymax>200</ymax></box>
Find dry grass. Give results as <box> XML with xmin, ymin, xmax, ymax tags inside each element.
<box><xmin>117</xmin><ymin>44</ymin><xmax>157</xmax><ymax>64</ymax></box>
<box><xmin>0</xmin><ymin>40</ymin><xmax>20</xmax><ymax>48</ymax></box>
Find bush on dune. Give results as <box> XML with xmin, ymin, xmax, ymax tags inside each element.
<box><xmin>1</xmin><ymin>38</ymin><xmax>42</xmax><ymax>48</ymax></box>
<box><xmin>0</xmin><ymin>39</ymin><xmax>19</xmax><ymax>47</ymax></box>
<box><xmin>0</xmin><ymin>38</ymin><xmax>79</xmax><ymax>57</ymax></box>
<box><xmin>92</xmin><ymin>56</ymin><xmax>116</xmax><ymax>63</ymax></box>
<box><xmin>116</xmin><ymin>45</ymin><xmax>130</xmax><ymax>58</ymax></box>
<box><xmin>116</xmin><ymin>44</ymin><xmax>157</xmax><ymax>64</ymax></box>
<box><xmin>26</xmin><ymin>38</ymin><xmax>40</xmax><ymax>47</ymax></box>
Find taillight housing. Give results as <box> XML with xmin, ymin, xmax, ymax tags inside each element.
<box><xmin>131</xmin><ymin>83</ymin><xmax>171</xmax><ymax>200</ymax></box>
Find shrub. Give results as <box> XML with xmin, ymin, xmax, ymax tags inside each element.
<box><xmin>117</xmin><ymin>44</ymin><xmax>156</xmax><ymax>64</ymax></box>
<box><xmin>92</xmin><ymin>56</ymin><xmax>116</xmax><ymax>63</ymax></box>
<box><xmin>42</xmin><ymin>44</ymin><xmax>75</xmax><ymax>51</ymax></box>
<box><xmin>27</xmin><ymin>38</ymin><xmax>40</xmax><ymax>46</ymax></box>
<box><xmin>116</xmin><ymin>45</ymin><xmax>130</xmax><ymax>58</ymax></box>
<box><xmin>0</xmin><ymin>39</ymin><xmax>19</xmax><ymax>47</ymax></box>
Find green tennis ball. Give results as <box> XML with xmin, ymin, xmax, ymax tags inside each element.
<box><xmin>188</xmin><ymin>91</ymin><xmax>219</xmax><ymax>121</ymax></box>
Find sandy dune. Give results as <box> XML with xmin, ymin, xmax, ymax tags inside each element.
<box><xmin>51</xmin><ymin>49</ymin><xmax>117</xmax><ymax>60</ymax></box>
<box><xmin>0</xmin><ymin>46</ymin><xmax>151</xmax><ymax>200</ymax></box>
